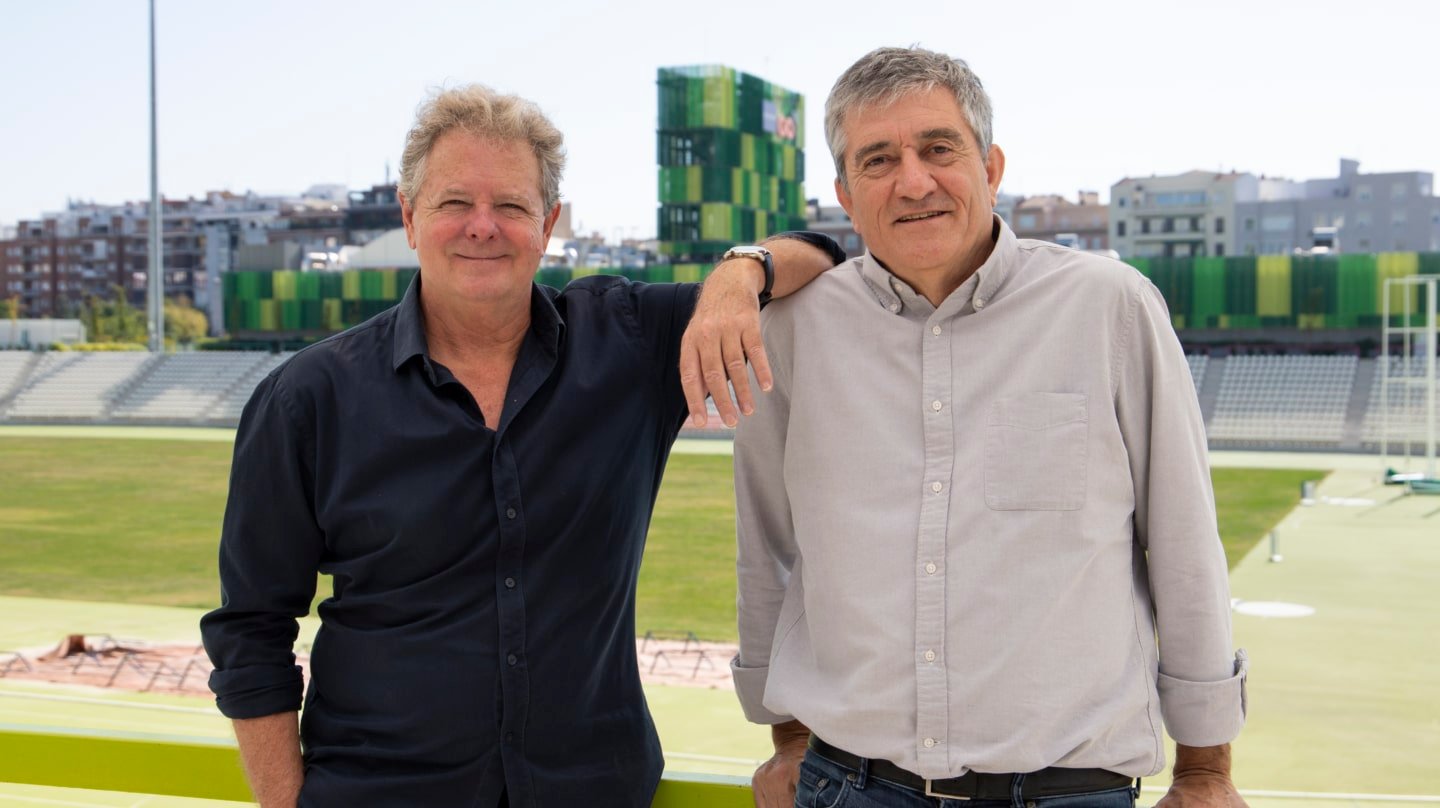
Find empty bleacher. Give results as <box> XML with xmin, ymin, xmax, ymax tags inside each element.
<box><xmin>3</xmin><ymin>353</ymin><xmax>156</xmax><ymax>422</ymax></box>
<box><xmin>1360</xmin><ymin>356</ymin><xmax>1440</xmax><ymax>451</ymax></box>
<box><xmin>110</xmin><ymin>352</ymin><xmax>281</xmax><ymax>424</ymax></box>
<box><xmin>1186</xmin><ymin>354</ymin><xmax>1209</xmax><ymax>394</ymax></box>
<box><xmin>1</xmin><ymin>349</ymin><xmax>1437</xmax><ymax>453</ymax></box>
<box><xmin>1208</xmin><ymin>355</ymin><xmax>1357</xmax><ymax>448</ymax></box>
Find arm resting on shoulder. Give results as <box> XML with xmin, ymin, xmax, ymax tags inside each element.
<box><xmin>680</xmin><ymin>232</ymin><xmax>844</xmax><ymax>427</ymax></box>
<box><xmin>233</xmin><ymin>712</ymin><xmax>304</xmax><ymax>807</ymax></box>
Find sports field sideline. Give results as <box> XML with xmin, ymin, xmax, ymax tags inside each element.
<box><xmin>1</xmin><ymin>427</ymin><xmax>1437</xmax><ymax>805</ymax></box>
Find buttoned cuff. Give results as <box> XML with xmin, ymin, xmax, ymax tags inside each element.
<box><xmin>1158</xmin><ymin>649</ymin><xmax>1249</xmax><ymax>747</ymax></box>
<box><xmin>730</xmin><ymin>656</ymin><xmax>793</xmax><ymax>725</ymax></box>
<box><xmin>208</xmin><ymin>664</ymin><xmax>305</xmax><ymax>720</ymax></box>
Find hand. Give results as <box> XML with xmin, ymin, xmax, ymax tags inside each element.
<box><xmin>680</xmin><ymin>258</ymin><xmax>772</xmax><ymax>429</ymax></box>
<box><xmin>1154</xmin><ymin>743</ymin><xmax>1247</xmax><ymax>807</ymax></box>
<box><xmin>752</xmin><ymin>724</ymin><xmax>809</xmax><ymax>808</ymax></box>
<box><xmin>1153</xmin><ymin>775</ymin><xmax>1248</xmax><ymax>807</ymax></box>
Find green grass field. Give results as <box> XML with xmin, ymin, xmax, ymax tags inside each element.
<box><xmin>0</xmin><ymin>436</ymin><xmax>1320</xmax><ymax>641</ymax></box>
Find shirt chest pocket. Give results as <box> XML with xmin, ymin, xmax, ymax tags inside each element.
<box><xmin>984</xmin><ymin>392</ymin><xmax>1088</xmax><ymax>511</ymax></box>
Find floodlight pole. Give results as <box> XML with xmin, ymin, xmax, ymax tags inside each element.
<box><xmin>146</xmin><ymin>0</ymin><xmax>164</xmax><ymax>353</ymax></box>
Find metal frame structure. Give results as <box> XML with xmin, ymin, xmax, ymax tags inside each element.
<box><xmin>1380</xmin><ymin>275</ymin><xmax>1439</xmax><ymax>478</ymax></box>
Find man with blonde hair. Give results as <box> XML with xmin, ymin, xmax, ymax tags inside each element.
<box><xmin>734</xmin><ymin>47</ymin><xmax>1248</xmax><ymax>808</ymax></box>
<box><xmin>202</xmin><ymin>84</ymin><xmax>841</xmax><ymax>806</ymax></box>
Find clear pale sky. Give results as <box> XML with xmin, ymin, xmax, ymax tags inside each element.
<box><xmin>3</xmin><ymin>0</ymin><xmax>1436</xmax><ymax>240</ymax></box>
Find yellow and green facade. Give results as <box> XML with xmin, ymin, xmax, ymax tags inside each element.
<box><xmin>223</xmin><ymin>253</ymin><xmax>1440</xmax><ymax>338</ymax></box>
<box><xmin>656</xmin><ymin>65</ymin><xmax>808</xmax><ymax>276</ymax></box>
<box><xmin>1129</xmin><ymin>252</ymin><xmax>1440</xmax><ymax>330</ymax></box>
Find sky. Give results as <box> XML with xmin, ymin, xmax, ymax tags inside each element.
<box><xmin>3</xmin><ymin>0</ymin><xmax>1438</xmax><ymax>241</ymax></box>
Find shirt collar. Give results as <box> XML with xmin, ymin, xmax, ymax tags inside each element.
<box><xmin>858</xmin><ymin>215</ymin><xmax>1018</xmax><ymax>318</ymax></box>
<box><xmin>390</xmin><ymin>274</ymin><xmax>567</xmax><ymax>374</ymax></box>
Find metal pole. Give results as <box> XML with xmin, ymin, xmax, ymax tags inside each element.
<box><xmin>1427</xmin><ymin>278</ymin><xmax>1437</xmax><ymax>478</ymax></box>
<box><xmin>1381</xmin><ymin>279</ymin><xmax>1390</xmax><ymax>472</ymax></box>
<box><xmin>146</xmin><ymin>0</ymin><xmax>164</xmax><ymax>352</ymax></box>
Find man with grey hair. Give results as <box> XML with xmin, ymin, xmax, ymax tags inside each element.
<box><xmin>734</xmin><ymin>47</ymin><xmax>1248</xmax><ymax>807</ymax></box>
<box><xmin>201</xmin><ymin>83</ymin><xmax>842</xmax><ymax>807</ymax></box>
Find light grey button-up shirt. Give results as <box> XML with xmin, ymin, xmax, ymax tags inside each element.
<box><xmin>732</xmin><ymin>219</ymin><xmax>1247</xmax><ymax>779</ymax></box>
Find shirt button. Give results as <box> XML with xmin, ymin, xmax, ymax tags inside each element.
<box><xmin>930</xmin><ymin>481</ymin><xmax>943</xmax><ymax>494</ymax></box>
<box><xmin>507</xmin><ymin>653</ymin><xmax>518</xmax><ymax>666</ymax></box>
<box><xmin>889</xmin><ymin>302</ymin><xmax>900</xmax><ymax>312</ymax></box>
<box><xmin>504</xmin><ymin>577</ymin><xmax>516</xmax><ymax>589</ymax></box>
<box><xmin>924</xmin><ymin>737</ymin><xmax>937</xmax><ymax>748</ymax></box>
<box><xmin>924</xmin><ymin>649</ymin><xmax>936</xmax><ymax>662</ymax></box>
<box><xmin>931</xmin><ymin>325</ymin><xmax>942</xmax><ymax>336</ymax></box>
<box><xmin>930</xmin><ymin>400</ymin><xmax>943</xmax><ymax>412</ymax></box>
<box><xmin>974</xmin><ymin>297</ymin><xmax>986</xmax><ymax>309</ymax></box>
<box><xmin>506</xmin><ymin>508</ymin><xmax>517</xmax><ymax>519</ymax></box>
<box><xmin>504</xmin><ymin>732</ymin><xmax>515</xmax><ymax>743</ymax></box>
<box><xmin>925</xmin><ymin>562</ymin><xmax>937</xmax><ymax>574</ymax></box>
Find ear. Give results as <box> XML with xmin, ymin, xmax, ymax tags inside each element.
<box><xmin>541</xmin><ymin>202</ymin><xmax>562</xmax><ymax>245</ymax></box>
<box><xmin>835</xmin><ymin>177</ymin><xmax>857</xmax><ymax>232</ymax></box>
<box><xmin>984</xmin><ymin>144</ymin><xmax>1006</xmax><ymax>201</ymax></box>
<box><xmin>400</xmin><ymin>191</ymin><xmax>418</xmax><ymax>250</ymax></box>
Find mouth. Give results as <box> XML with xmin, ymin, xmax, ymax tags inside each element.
<box><xmin>895</xmin><ymin>211</ymin><xmax>947</xmax><ymax>224</ymax></box>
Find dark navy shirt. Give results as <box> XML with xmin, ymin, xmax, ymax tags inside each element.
<box><xmin>202</xmin><ymin>275</ymin><xmax>701</xmax><ymax>807</ymax></box>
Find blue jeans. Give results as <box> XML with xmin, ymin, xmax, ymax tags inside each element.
<box><xmin>795</xmin><ymin>748</ymin><xmax>1138</xmax><ymax>808</ymax></box>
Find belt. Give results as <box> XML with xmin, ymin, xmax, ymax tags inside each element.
<box><xmin>807</xmin><ymin>736</ymin><xmax>1134</xmax><ymax>801</ymax></box>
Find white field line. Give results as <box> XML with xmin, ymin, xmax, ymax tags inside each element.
<box><xmin>1140</xmin><ymin>785</ymin><xmax>1440</xmax><ymax>803</ymax></box>
<box><xmin>0</xmin><ymin>690</ymin><xmax>218</xmax><ymax>716</ymax></box>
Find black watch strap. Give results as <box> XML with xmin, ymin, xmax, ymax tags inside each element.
<box><xmin>757</xmin><ymin>250</ymin><xmax>775</xmax><ymax>307</ymax></box>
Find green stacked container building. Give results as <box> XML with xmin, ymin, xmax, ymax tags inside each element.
<box><xmin>657</xmin><ymin>65</ymin><xmax>808</xmax><ymax>277</ymax></box>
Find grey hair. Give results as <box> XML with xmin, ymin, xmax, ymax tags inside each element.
<box><xmin>824</xmin><ymin>46</ymin><xmax>994</xmax><ymax>190</ymax></box>
<box><xmin>398</xmin><ymin>84</ymin><xmax>566</xmax><ymax>210</ymax></box>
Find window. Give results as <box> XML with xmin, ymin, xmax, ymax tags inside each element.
<box><xmin>1215</xmin><ymin>217</ymin><xmax>1225</xmax><ymax>234</ymax></box>
<box><xmin>1357</xmin><ymin>185</ymin><xmax>1372</xmax><ymax>202</ymax></box>
<box><xmin>1152</xmin><ymin>191</ymin><xmax>1207</xmax><ymax>207</ymax></box>
<box><xmin>1261</xmin><ymin>214</ymin><xmax>1293</xmax><ymax>232</ymax></box>
<box><xmin>1117</xmin><ymin>221</ymin><xmax>1127</xmax><ymax>237</ymax></box>
<box><xmin>1215</xmin><ymin>243</ymin><xmax>1225</xmax><ymax>256</ymax></box>
<box><xmin>1118</xmin><ymin>198</ymin><xmax>1127</xmax><ymax>208</ymax></box>
<box><xmin>1393</xmin><ymin>210</ymin><xmax>1407</xmax><ymax>227</ymax></box>
<box><xmin>1017</xmin><ymin>214</ymin><xmax>1038</xmax><ymax>229</ymax></box>
<box><xmin>1356</xmin><ymin>212</ymin><xmax>1371</xmax><ymax>229</ymax></box>
<box><xmin>1191</xmin><ymin>217</ymin><xmax>1201</xmax><ymax>231</ymax></box>
<box><xmin>1392</xmin><ymin>183</ymin><xmax>1407</xmax><ymax>199</ymax></box>
<box><xmin>1163</xmin><ymin>218</ymin><xmax>1175</xmax><ymax>233</ymax></box>
<box><xmin>1358</xmin><ymin>238</ymin><xmax>1370</xmax><ymax>249</ymax></box>
<box><xmin>1141</xmin><ymin>219</ymin><xmax>1151</xmax><ymax>234</ymax></box>
<box><xmin>1244</xmin><ymin>218</ymin><xmax>1255</xmax><ymax>232</ymax></box>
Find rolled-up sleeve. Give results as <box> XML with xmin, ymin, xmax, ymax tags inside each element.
<box><xmin>1115</xmin><ymin>279</ymin><xmax>1248</xmax><ymax>746</ymax></box>
<box><xmin>200</xmin><ymin>369</ymin><xmax>324</xmax><ymax>720</ymax></box>
<box><xmin>732</xmin><ymin>318</ymin><xmax>798</xmax><ymax>725</ymax></box>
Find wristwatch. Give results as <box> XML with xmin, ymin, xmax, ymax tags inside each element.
<box><xmin>721</xmin><ymin>245</ymin><xmax>775</xmax><ymax>306</ymax></box>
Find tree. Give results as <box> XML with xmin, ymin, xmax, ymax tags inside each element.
<box><xmin>76</xmin><ymin>287</ymin><xmax>147</xmax><ymax>343</ymax></box>
<box><xmin>3</xmin><ymin>295</ymin><xmax>18</xmax><ymax>348</ymax></box>
<box><xmin>164</xmin><ymin>295</ymin><xmax>209</xmax><ymax>345</ymax></box>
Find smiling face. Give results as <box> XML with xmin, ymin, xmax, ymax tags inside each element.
<box><xmin>835</xmin><ymin>87</ymin><xmax>1005</xmax><ymax>301</ymax></box>
<box><xmin>400</xmin><ymin>130</ymin><xmax>560</xmax><ymax>311</ymax></box>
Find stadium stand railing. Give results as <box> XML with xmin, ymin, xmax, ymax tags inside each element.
<box><xmin>1</xmin><ymin>349</ymin><xmax>1435</xmax><ymax>454</ymax></box>
<box><xmin>0</xmin><ymin>726</ymin><xmax>754</xmax><ymax>807</ymax></box>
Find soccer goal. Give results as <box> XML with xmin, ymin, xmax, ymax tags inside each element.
<box><xmin>1380</xmin><ymin>275</ymin><xmax>1439</xmax><ymax>481</ymax></box>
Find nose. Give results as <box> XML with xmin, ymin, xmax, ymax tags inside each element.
<box><xmin>895</xmin><ymin>150</ymin><xmax>938</xmax><ymax>200</ymax></box>
<box><xmin>464</xmin><ymin>204</ymin><xmax>501</xmax><ymax>240</ymax></box>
